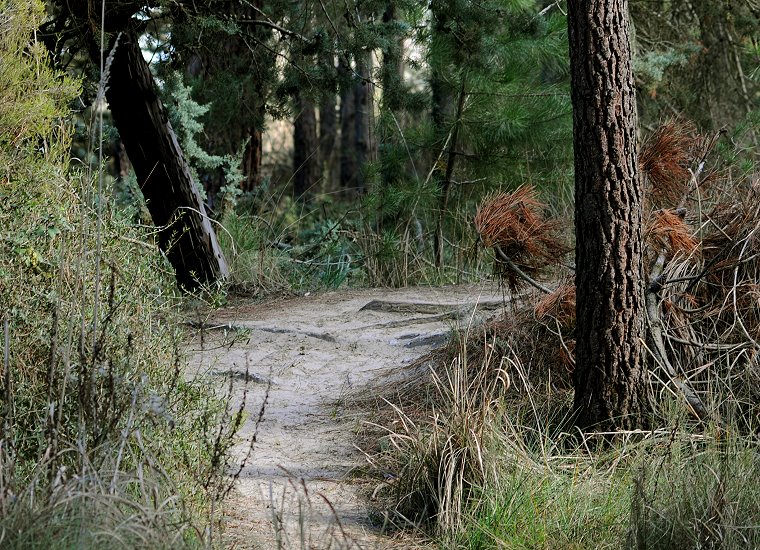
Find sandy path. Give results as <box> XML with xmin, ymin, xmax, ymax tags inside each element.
<box><xmin>186</xmin><ymin>282</ymin><xmax>505</xmax><ymax>549</ymax></box>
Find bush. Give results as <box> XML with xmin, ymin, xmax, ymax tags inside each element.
<box><xmin>0</xmin><ymin>2</ymin><xmax>234</xmax><ymax>546</ymax></box>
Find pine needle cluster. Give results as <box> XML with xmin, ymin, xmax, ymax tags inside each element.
<box><xmin>474</xmin><ymin>186</ymin><xmax>568</xmax><ymax>290</ymax></box>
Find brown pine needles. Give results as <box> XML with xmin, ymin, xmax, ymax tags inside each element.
<box><xmin>646</xmin><ymin>208</ymin><xmax>699</xmax><ymax>260</ymax></box>
<box><xmin>640</xmin><ymin>119</ymin><xmax>698</xmax><ymax>207</ymax></box>
<box><xmin>474</xmin><ymin>185</ymin><xmax>569</xmax><ymax>291</ymax></box>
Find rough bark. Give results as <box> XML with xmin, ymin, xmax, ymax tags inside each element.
<box><xmin>568</xmin><ymin>0</ymin><xmax>650</xmax><ymax>431</ymax></box>
<box><xmin>293</xmin><ymin>94</ymin><xmax>319</xmax><ymax>201</ymax></box>
<box><xmin>105</xmin><ymin>31</ymin><xmax>229</xmax><ymax>289</ymax></box>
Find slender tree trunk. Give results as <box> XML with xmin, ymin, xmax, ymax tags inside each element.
<box><xmin>293</xmin><ymin>94</ymin><xmax>319</xmax><ymax>201</ymax></box>
<box><xmin>381</xmin><ymin>1</ymin><xmax>405</xmax><ymax>113</ymax></box>
<box><xmin>377</xmin><ymin>1</ymin><xmax>406</xmax><ymax>231</ymax></box>
<box><xmin>319</xmin><ymin>92</ymin><xmax>337</xmax><ymax>191</ymax></box>
<box><xmin>692</xmin><ymin>3</ymin><xmax>755</xmax><ymax>128</ymax></box>
<box><xmin>354</xmin><ymin>54</ymin><xmax>372</xmax><ymax>196</ymax></box>
<box><xmin>568</xmin><ymin>0</ymin><xmax>650</xmax><ymax>431</ymax></box>
<box><xmin>241</xmin><ymin>125</ymin><xmax>263</xmax><ymax>192</ymax></box>
<box><xmin>105</xmin><ymin>32</ymin><xmax>229</xmax><ymax>289</ymax></box>
<box><xmin>339</xmin><ymin>58</ymin><xmax>358</xmax><ymax>196</ymax></box>
<box><xmin>429</xmin><ymin>1</ymin><xmax>457</xmax><ymax>267</ymax></box>
<box><xmin>319</xmin><ymin>51</ymin><xmax>338</xmax><ymax>187</ymax></box>
<box><xmin>429</xmin><ymin>2</ymin><xmax>455</xmax><ymax>132</ymax></box>
<box><xmin>432</xmin><ymin>74</ymin><xmax>466</xmax><ymax>268</ymax></box>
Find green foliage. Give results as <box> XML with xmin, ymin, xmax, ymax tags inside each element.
<box><xmin>362</xmin><ymin>0</ymin><xmax>573</xmax><ymax>284</ymax></box>
<box><xmin>629</xmin><ymin>434</ymin><xmax>760</xmax><ymax>549</ymax></box>
<box><xmin>218</xmin><ymin>197</ymin><xmax>364</xmax><ymax>293</ymax></box>
<box><xmin>0</xmin><ymin>0</ymin><xmax>79</xmax><ymax>177</ymax></box>
<box><xmin>463</xmin><ymin>468</ymin><xmax>629</xmax><ymax>549</ymax></box>
<box><xmin>0</xmin><ymin>1</ymin><xmax>233</xmax><ymax>545</ymax></box>
<box><xmin>633</xmin><ymin>46</ymin><xmax>696</xmax><ymax>94</ymax></box>
<box><xmin>630</xmin><ymin>0</ymin><xmax>760</xmax><ymax>133</ymax></box>
<box><xmin>163</xmin><ymin>71</ymin><xmax>244</xmax><ymax>207</ymax></box>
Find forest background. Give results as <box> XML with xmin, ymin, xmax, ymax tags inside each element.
<box><xmin>1</xmin><ymin>0</ymin><xmax>760</xmax><ymax>548</ymax></box>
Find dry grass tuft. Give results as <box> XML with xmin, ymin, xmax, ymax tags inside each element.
<box><xmin>365</xmin><ymin>299</ymin><xmax>575</xmax><ymax>428</ymax></box>
<box><xmin>474</xmin><ymin>185</ymin><xmax>569</xmax><ymax>290</ymax></box>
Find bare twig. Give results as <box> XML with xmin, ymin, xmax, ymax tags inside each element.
<box><xmin>494</xmin><ymin>245</ymin><xmax>552</xmax><ymax>294</ymax></box>
<box><xmin>646</xmin><ymin>252</ymin><xmax>709</xmax><ymax>421</ymax></box>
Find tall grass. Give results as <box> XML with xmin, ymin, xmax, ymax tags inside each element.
<box><xmin>368</xmin><ymin>329</ymin><xmax>759</xmax><ymax>549</ymax></box>
<box><xmin>366</xmin><ymin>120</ymin><xmax>760</xmax><ymax>548</ymax></box>
<box><xmin>1</xmin><ymin>2</ymin><xmax>236</xmax><ymax>546</ymax></box>
<box><xmin>218</xmin><ymin>192</ymin><xmax>498</xmax><ymax>293</ymax></box>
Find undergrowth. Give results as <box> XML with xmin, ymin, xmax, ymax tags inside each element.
<box><xmin>217</xmin><ymin>189</ymin><xmax>496</xmax><ymax>293</ymax></box>
<box><xmin>1</xmin><ymin>2</ymin><xmax>236</xmax><ymax>546</ymax></box>
<box><xmin>365</xmin><ymin>119</ymin><xmax>760</xmax><ymax>549</ymax></box>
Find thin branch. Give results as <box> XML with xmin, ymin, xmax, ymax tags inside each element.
<box><xmin>235</xmin><ymin>18</ymin><xmax>308</xmax><ymax>41</ymax></box>
<box><xmin>493</xmin><ymin>245</ymin><xmax>552</xmax><ymax>294</ymax></box>
<box><xmin>646</xmin><ymin>251</ymin><xmax>709</xmax><ymax>421</ymax></box>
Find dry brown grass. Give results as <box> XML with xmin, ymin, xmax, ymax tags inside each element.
<box><xmin>362</xmin><ymin>118</ymin><xmax>760</xmax><ymax>548</ymax></box>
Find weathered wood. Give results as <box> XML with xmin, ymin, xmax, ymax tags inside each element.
<box><xmin>104</xmin><ymin>31</ymin><xmax>229</xmax><ymax>289</ymax></box>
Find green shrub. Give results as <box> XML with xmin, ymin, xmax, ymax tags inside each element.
<box><xmin>0</xmin><ymin>1</ymin><xmax>234</xmax><ymax>546</ymax></box>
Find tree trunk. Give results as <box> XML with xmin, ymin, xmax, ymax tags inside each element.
<box><xmin>432</xmin><ymin>74</ymin><xmax>466</xmax><ymax>268</ymax></box>
<box><xmin>319</xmin><ymin>93</ymin><xmax>337</xmax><ymax>191</ymax></box>
<box><xmin>339</xmin><ymin>58</ymin><xmax>358</xmax><ymax>196</ymax></box>
<box><xmin>377</xmin><ymin>1</ymin><xmax>406</xmax><ymax>231</ymax></box>
<box><xmin>241</xmin><ymin>125</ymin><xmax>263</xmax><ymax>193</ymax></box>
<box><xmin>429</xmin><ymin>1</ymin><xmax>457</xmax><ymax>267</ymax></box>
<box><xmin>319</xmin><ymin>51</ymin><xmax>338</xmax><ymax>186</ymax></box>
<box><xmin>568</xmin><ymin>0</ymin><xmax>650</xmax><ymax>431</ymax></box>
<box><xmin>293</xmin><ymin>94</ymin><xmax>319</xmax><ymax>201</ymax></box>
<box><xmin>381</xmin><ymin>1</ymin><xmax>405</xmax><ymax>113</ymax></box>
<box><xmin>105</xmin><ymin>31</ymin><xmax>229</xmax><ymax>290</ymax></box>
<box><xmin>354</xmin><ymin>54</ymin><xmax>372</xmax><ymax>196</ymax></box>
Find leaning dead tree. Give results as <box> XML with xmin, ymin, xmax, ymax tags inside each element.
<box><xmin>475</xmin><ymin>119</ymin><xmax>760</xmax><ymax>430</ymax></box>
<box><xmin>104</xmin><ymin>32</ymin><xmax>229</xmax><ymax>289</ymax></box>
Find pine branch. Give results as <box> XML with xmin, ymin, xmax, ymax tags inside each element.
<box><xmin>494</xmin><ymin>245</ymin><xmax>552</xmax><ymax>295</ymax></box>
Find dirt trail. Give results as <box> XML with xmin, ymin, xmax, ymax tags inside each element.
<box><xmin>186</xmin><ymin>282</ymin><xmax>505</xmax><ymax>549</ymax></box>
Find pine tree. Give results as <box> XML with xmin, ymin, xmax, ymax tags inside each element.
<box><xmin>569</xmin><ymin>0</ymin><xmax>650</xmax><ymax>431</ymax></box>
<box><xmin>369</xmin><ymin>0</ymin><xmax>573</xmax><ymax>271</ymax></box>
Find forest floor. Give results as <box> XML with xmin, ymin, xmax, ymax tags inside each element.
<box><xmin>186</xmin><ymin>282</ymin><xmax>507</xmax><ymax>549</ymax></box>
